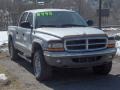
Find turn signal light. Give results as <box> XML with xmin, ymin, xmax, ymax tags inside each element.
<box><xmin>107</xmin><ymin>44</ymin><xmax>115</xmax><ymax>48</ymax></box>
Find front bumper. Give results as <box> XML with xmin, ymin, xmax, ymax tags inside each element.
<box><xmin>44</xmin><ymin>48</ymin><xmax>116</xmax><ymax>68</ymax></box>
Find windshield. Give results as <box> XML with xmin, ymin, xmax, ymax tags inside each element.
<box><xmin>35</xmin><ymin>11</ymin><xmax>88</xmax><ymax>28</ymax></box>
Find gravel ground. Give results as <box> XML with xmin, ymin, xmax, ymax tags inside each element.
<box><xmin>0</xmin><ymin>53</ymin><xmax>120</xmax><ymax>90</ymax></box>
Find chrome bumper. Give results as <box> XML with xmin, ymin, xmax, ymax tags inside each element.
<box><xmin>44</xmin><ymin>48</ymin><xmax>116</xmax><ymax>58</ymax></box>
<box><xmin>44</xmin><ymin>48</ymin><xmax>116</xmax><ymax>68</ymax></box>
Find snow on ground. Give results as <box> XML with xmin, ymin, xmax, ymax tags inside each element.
<box><xmin>0</xmin><ymin>31</ymin><xmax>8</xmax><ymax>46</ymax></box>
<box><xmin>114</xmin><ymin>33</ymin><xmax>120</xmax><ymax>56</ymax></box>
<box><xmin>102</xmin><ymin>27</ymin><xmax>120</xmax><ymax>31</ymax></box>
<box><xmin>0</xmin><ymin>74</ymin><xmax>8</xmax><ymax>81</ymax></box>
<box><xmin>116</xmin><ymin>41</ymin><xmax>120</xmax><ymax>56</ymax></box>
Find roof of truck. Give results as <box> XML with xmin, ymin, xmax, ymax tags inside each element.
<box><xmin>26</xmin><ymin>9</ymin><xmax>74</xmax><ymax>13</ymax></box>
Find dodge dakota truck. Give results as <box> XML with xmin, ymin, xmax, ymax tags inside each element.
<box><xmin>8</xmin><ymin>9</ymin><xmax>116</xmax><ymax>81</ymax></box>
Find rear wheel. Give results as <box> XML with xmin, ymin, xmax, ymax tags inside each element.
<box><xmin>9</xmin><ymin>40</ymin><xmax>20</xmax><ymax>60</ymax></box>
<box><xmin>33</xmin><ymin>49</ymin><xmax>52</xmax><ymax>81</ymax></box>
<box><xmin>93</xmin><ymin>61</ymin><xmax>112</xmax><ymax>75</ymax></box>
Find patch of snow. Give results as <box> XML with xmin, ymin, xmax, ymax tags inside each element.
<box><xmin>0</xmin><ymin>74</ymin><xmax>8</xmax><ymax>81</ymax></box>
<box><xmin>115</xmin><ymin>33</ymin><xmax>120</xmax><ymax>36</ymax></box>
<box><xmin>0</xmin><ymin>31</ymin><xmax>8</xmax><ymax>46</ymax></box>
<box><xmin>115</xmin><ymin>33</ymin><xmax>120</xmax><ymax>56</ymax></box>
<box><xmin>0</xmin><ymin>47</ymin><xmax>8</xmax><ymax>53</ymax></box>
<box><xmin>102</xmin><ymin>27</ymin><xmax>120</xmax><ymax>31</ymax></box>
<box><xmin>116</xmin><ymin>41</ymin><xmax>120</xmax><ymax>56</ymax></box>
<box><xmin>0</xmin><ymin>74</ymin><xmax>10</xmax><ymax>86</ymax></box>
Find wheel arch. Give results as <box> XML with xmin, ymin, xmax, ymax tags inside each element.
<box><xmin>8</xmin><ymin>35</ymin><xmax>12</xmax><ymax>42</ymax></box>
<box><xmin>8</xmin><ymin>35</ymin><xmax>13</xmax><ymax>47</ymax></box>
<box><xmin>31</xmin><ymin>38</ymin><xmax>45</xmax><ymax>56</ymax></box>
<box><xmin>32</xmin><ymin>42</ymin><xmax>43</xmax><ymax>54</ymax></box>
<box><xmin>8</xmin><ymin>34</ymin><xmax>15</xmax><ymax>46</ymax></box>
<box><xmin>31</xmin><ymin>42</ymin><xmax>43</xmax><ymax>62</ymax></box>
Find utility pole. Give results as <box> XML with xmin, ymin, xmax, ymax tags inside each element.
<box><xmin>99</xmin><ymin>0</ymin><xmax>102</xmax><ymax>29</ymax></box>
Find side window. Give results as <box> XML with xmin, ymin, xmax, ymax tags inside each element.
<box><xmin>26</xmin><ymin>13</ymin><xmax>33</xmax><ymax>26</ymax></box>
<box><xmin>19</xmin><ymin>12</ymin><xmax>28</xmax><ymax>25</ymax></box>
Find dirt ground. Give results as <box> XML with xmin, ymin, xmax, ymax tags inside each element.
<box><xmin>0</xmin><ymin>51</ymin><xmax>120</xmax><ymax>90</ymax></box>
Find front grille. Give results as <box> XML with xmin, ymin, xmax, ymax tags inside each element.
<box><xmin>65</xmin><ymin>37</ymin><xmax>107</xmax><ymax>52</ymax></box>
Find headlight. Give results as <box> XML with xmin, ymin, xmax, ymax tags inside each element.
<box><xmin>107</xmin><ymin>37</ymin><xmax>115</xmax><ymax>48</ymax></box>
<box><xmin>47</xmin><ymin>41</ymin><xmax>64</xmax><ymax>51</ymax></box>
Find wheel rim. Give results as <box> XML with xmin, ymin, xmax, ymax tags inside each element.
<box><xmin>34</xmin><ymin>53</ymin><xmax>41</xmax><ymax>77</ymax></box>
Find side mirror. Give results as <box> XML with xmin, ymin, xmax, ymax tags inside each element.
<box><xmin>87</xmin><ymin>20</ymin><xmax>94</xmax><ymax>26</ymax></box>
<box><xmin>20</xmin><ymin>21</ymin><xmax>31</xmax><ymax>28</ymax></box>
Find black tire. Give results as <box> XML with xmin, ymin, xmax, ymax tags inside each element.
<box><xmin>8</xmin><ymin>40</ymin><xmax>20</xmax><ymax>60</ymax></box>
<box><xmin>33</xmin><ymin>49</ymin><xmax>52</xmax><ymax>81</ymax></box>
<box><xmin>93</xmin><ymin>61</ymin><xmax>112</xmax><ymax>75</ymax></box>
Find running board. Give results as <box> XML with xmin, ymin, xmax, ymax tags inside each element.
<box><xmin>18</xmin><ymin>53</ymin><xmax>31</xmax><ymax>63</ymax></box>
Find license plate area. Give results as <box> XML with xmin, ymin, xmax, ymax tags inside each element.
<box><xmin>72</xmin><ymin>56</ymin><xmax>102</xmax><ymax>63</ymax></box>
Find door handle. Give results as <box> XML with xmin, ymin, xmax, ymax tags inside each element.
<box><xmin>22</xmin><ymin>33</ymin><xmax>25</xmax><ymax>36</ymax></box>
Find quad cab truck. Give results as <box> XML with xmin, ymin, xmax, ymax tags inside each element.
<box><xmin>8</xmin><ymin>9</ymin><xmax>117</xmax><ymax>81</ymax></box>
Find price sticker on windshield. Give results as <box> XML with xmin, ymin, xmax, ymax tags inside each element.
<box><xmin>36</xmin><ymin>12</ymin><xmax>53</xmax><ymax>16</ymax></box>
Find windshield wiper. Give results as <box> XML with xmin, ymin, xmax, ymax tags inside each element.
<box><xmin>60</xmin><ymin>24</ymin><xmax>86</xmax><ymax>27</ymax></box>
<box><xmin>38</xmin><ymin>24</ymin><xmax>86</xmax><ymax>28</ymax></box>
<box><xmin>39</xmin><ymin>25</ymin><xmax>60</xmax><ymax>27</ymax></box>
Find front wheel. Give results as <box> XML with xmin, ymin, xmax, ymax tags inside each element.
<box><xmin>33</xmin><ymin>49</ymin><xmax>52</xmax><ymax>81</ymax></box>
<box><xmin>93</xmin><ymin>61</ymin><xmax>112</xmax><ymax>75</ymax></box>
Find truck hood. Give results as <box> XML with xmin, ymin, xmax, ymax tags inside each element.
<box><xmin>36</xmin><ymin>27</ymin><xmax>105</xmax><ymax>39</ymax></box>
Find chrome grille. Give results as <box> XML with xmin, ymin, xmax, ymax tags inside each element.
<box><xmin>65</xmin><ymin>37</ymin><xmax>107</xmax><ymax>51</ymax></box>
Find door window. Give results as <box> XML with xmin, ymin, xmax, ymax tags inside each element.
<box><xmin>26</xmin><ymin>13</ymin><xmax>33</xmax><ymax>27</ymax></box>
<box><xmin>19</xmin><ymin>12</ymin><xmax>28</xmax><ymax>26</ymax></box>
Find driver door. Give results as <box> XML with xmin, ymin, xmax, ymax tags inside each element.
<box><xmin>22</xmin><ymin>12</ymin><xmax>33</xmax><ymax>56</ymax></box>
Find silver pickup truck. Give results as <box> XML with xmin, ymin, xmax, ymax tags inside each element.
<box><xmin>8</xmin><ymin>9</ymin><xmax>116</xmax><ymax>81</ymax></box>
